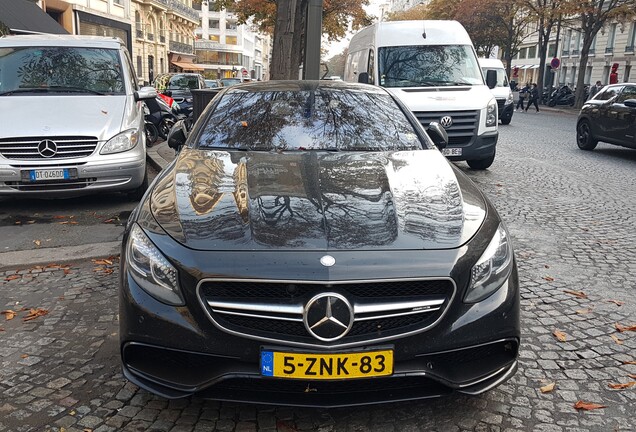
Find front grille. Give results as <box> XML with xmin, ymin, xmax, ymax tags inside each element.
<box><xmin>412</xmin><ymin>110</ymin><xmax>478</xmax><ymax>146</ymax></box>
<box><xmin>0</xmin><ymin>136</ymin><xmax>98</xmax><ymax>160</ymax></box>
<box><xmin>199</xmin><ymin>279</ymin><xmax>455</xmax><ymax>346</ymax></box>
<box><xmin>6</xmin><ymin>178</ymin><xmax>96</xmax><ymax>191</ymax></box>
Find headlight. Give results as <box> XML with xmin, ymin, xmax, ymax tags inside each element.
<box><xmin>506</xmin><ymin>92</ymin><xmax>514</xmax><ymax>105</ymax></box>
<box><xmin>465</xmin><ymin>224</ymin><xmax>513</xmax><ymax>303</ymax></box>
<box><xmin>101</xmin><ymin>129</ymin><xmax>140</xmax><ymax>155</ymax></box>
<box><xmin>185</xmin><ymin>97</ymin><xmax>193</xmax><ymax>103</ymax></box>
<box><xmin>126</xmin><ymin>224</ymin><xmax>184</xmax><ymax>306</ymax></box>
<box><xmin>485</xmin><ymin>99</ymin><xmax>497</xmax><ymax>127</ymax></box>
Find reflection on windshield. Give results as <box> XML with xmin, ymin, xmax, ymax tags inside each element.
<box><xmin>378</xmin><ymin>45</ymin><xmax>483</xmax><ymax>88</ymax></box>
<box><xmin>0</xmin><ymin>47</ymin><xmax>124</xmax><ymax>95</ymax></box>
<box><xmin>197</xmin><ymin>88</ymin><xmax>428</xmax><ymax>152</ymax></box>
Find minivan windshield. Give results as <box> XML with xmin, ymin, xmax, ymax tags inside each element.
<box><xmin>481</xmin><ymin>67</ymin><xmax>509</xmax><ymax>87</ymax></box>
<box><xmin>197</xmin><ymin>88</ymin><xmax>429</xmax><ymax>152</ymax></box>
<box><xmin>0</xmin><ymin>46</ymin><xmax>125</xmax><ymax>95</ymax></box>
<box><xmin>378</xmin><ymin>45</ymin><xmax>484</xmax><ymax>87</ymax></box>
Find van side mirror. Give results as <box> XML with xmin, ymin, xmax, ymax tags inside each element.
<box><xmin>135</xmin><ymin>86</ymin><xmax>157</xmax><ymax>101</ymax></box>
<box><xmin>486</xmin><ymin>70</ymin><xmax>497</xmax><ymax>90</ymax></box>
<box><xmin>427</xmin><ymin>121</ymin><xmax>448</xmax><ymax>149</ymax></box>
<box><xmin>167</xmin><ymin>119</ymin><xmax>188</xmax><ymax>152</ymax></box>
<box><xmin>358</xmin><ymin>72</ymin><xmax>369</xmax><ymax>84</ymax></box>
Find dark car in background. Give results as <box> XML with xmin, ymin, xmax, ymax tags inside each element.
<box><xmin>153</xmin><ymin>73</ymin><xmax>205</xmax><ymax>115</ymax></box>
<box><xmin>119</xmin><ymin>81</ymin><xmax>519</xmax><ymax>407</ymax></box>
<box><xmin>576</xmin><ymin>83</ymin><xmax>636</xmax><ymax>151</ymax></box>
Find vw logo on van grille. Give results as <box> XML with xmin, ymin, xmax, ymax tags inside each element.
<box><xmin>303</xmin><ymin>293</ymin><xmax>354</xmax><ymax>341</ymax></box>
<box><xmin>37</xmin><ymin>140</ymin><xmax>58</xmax><ymax>158</ymax></box>
<box><xmin>440</xmin><ymin>116</ymin><xmax>453</xmax><ymax>129</ymax></box>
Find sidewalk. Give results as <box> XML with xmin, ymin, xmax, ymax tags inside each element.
<box><xmin>146</xmin><ymin>139</ymin><xmax>176</xmax><ymax>171</ymax></box>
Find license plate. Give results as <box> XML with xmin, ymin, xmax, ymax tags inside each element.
<box><xmin>261</xmin><ymin>350</ymin><xmax>393</xmax><ymax>380</ymax></box>
<box><xmin>442</xmin><ymin>147</ymin><xmax>462</xmax><ymax>156</ymax></box>
<box><xmin>27</xmin><ymin>169</ymin><xmax>70</xmax><ymax>182</ymax></box>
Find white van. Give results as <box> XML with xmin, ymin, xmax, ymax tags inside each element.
<box><xmin>479</xmin><ymin>58</ymin><xmax>514</xmax><ymax>125</ymax></box>
<box><xmin>0</xmin><ymin>35</ymin><xmax>156</xmax><ymax>198</ymax></box>
<box><xmin>345</xmin><ymin>20</ymin><xmax>499</xmax><ymax>169</ymax></box>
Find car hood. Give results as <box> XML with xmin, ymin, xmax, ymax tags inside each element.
<box><xmin>0</xmin><ymin>95</ymin><xmax>127</xmax><ymax>141</ymax></box>
<box><xmin>149</xmin><ymin>148</ymin><xmax>487</xmax><ymax>251</ymax></box>
<box><xmin>385</xmin><ymin>85</ymin><xmax>493</xmax><ymax>111</ymax></box>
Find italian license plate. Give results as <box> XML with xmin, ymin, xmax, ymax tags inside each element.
<box><xmin>442</xmin><ymin>147</ymin><xmax>462</xmax><ymax>156</ymax></box>
<box><xmin>260</xmin><ymin>350</ymin><xmax>393</xmax><ymax>380</ymax></box>
<box><xmin>27</xmin><ymin>169</ymin><xmax>70</xmax><ymax>182</ymax></box>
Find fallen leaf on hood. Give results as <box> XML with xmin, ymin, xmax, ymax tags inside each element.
<box><xmin>615</xmin><ymin>323</ymin><xmax>636</xmax><ymax>332</ymax></box>
<box><xmin>611</xmin><ymin>334</ymin><xmax>624</xmax><ymax>345</ymax></box>
<box><xmin>14</xmin><ymin>221</ymin><xmax>21</xmax><ymax>225</ymax></box>
<box><xmin>53</xmin><ymin>215</ymin><xmax>69</xmax><ymax>219</ymax></box>
<box><xmin>543</xmin><ymin>276</ymin><xmax>555</xmax><ymax>282</ymax></box>
<box><xmin>540</xmin><ymin>382</ymin><xmax>556</xmax><ymax>393</ymax></box>
<box><xmin>575</xmin><ymin>308</ymin><xmax>593</xmax><ymax>315</ymax></box>
<box><xmin>22</xmin><ymin>308</ymin><xmax>48</xmax><ymax>322</ymax></box>
<box><xmin>608</xmin><ymin>381</ymin><xmax>636</xmax><ymax>390</ymax></box>
<box><xmin>564</xmin><ymin>290</ymin><xmax>587</xmax><ymax>299</ymax></box>
<box><xmin>1</xmin><ymin>310</ymin><xmax>17</xmax><ymax>320</ymax></box>
<box><xmin>5</xmin><ymin>274</ymin><xmax>21</xmax><ymax>281</ymax></box>
<box><xmin>607</xmin><ymin>299</ymin><xmax>624</xmax><ymax>306</ymax></box>
<box><xmin>103</xmin><ymin>218</ymin><xmax>114</xmax><ymax>224</ymax></box>
<box><xmin>553</xmin><ymin>330</ymin><xmax>567</xmax><ymax>342</ymax></box>
<box><xmin>33</xmin><ymin>240</ymin><xmax>41</xmax><ymax>247</ymax></box>
<box><xmin>26</xmin><ymin>220</ymin><xmax>35</xmax><ymax>224</ymax></box>
<box><xmin>573</xmin><ymin>400</ymin><xmax>607</xmax><ymax>410</ymax></box>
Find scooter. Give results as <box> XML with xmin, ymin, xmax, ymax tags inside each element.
<box><xmin>547</xmin><ymin>85</ymin><xmax>575</xmax><ymax>107</ymax></box>
<box><xmin>144</xmin><ymin>96</ymin><xmax>180</xmax><ymax>140</ymax></box>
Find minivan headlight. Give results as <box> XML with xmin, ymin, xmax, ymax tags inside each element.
<box><xmin>485</xmin><ymin>99</ymin><xmax>497</xmax><ymax>127</ymax></box>
<box><xmin>101</xmin><ymin>129</ymin><xmax>139</xmax><ymax>155</ymax></box>
<box><xmin>126</xmin><ymin>224</ymin><xmax>184</xmax><ymax>306</ymax></box>
<box><xmin>465</xmin><ymin>224</ymin><xmax>513</xmax><ymax>303</ymax></box>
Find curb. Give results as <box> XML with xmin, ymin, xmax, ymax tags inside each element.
<box><xmin>146</xmin><ymin>143</ymin><xmax>168</xmax><ymax>172</ymax></box>
<box><xmin>0</xmin><ymin>241</ymin><xmax>121</xmax><ymax>271</ymax></box>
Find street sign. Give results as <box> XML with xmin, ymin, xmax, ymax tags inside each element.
<box><xmin>550</xmin><ymin>57</ymin><xmax>560</xmax><ymax>69</ymax></box>
<box><xmin>241</xmin><ymin>68</ymin><xmax>248</xmax><ymax>77</ymax></box>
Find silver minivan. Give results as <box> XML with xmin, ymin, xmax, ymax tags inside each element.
<box><xmin>0</xmin><ymin>35</ymin><xmax>156</xmax><ymax>198</ymax></box>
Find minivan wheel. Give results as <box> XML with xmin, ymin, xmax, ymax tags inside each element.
<box><xmin>127</xmin><ymin>170</ymin><xmax>149</xmax><ymax>201</ymax></box>
<box><xmin>576</xmin><ymin>120</ymin><xmax>598</xmax><ymax>151</ymax></box>
<box><xmin>467</xmin><ymin>153</ymin><xmax>495</xmax><ymax>170</ymax></box>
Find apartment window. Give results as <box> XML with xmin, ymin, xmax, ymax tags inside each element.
<box><xmin>226</xmin><ymin>35</ymin><xmax>238</xmax><ymax>45</ymax></box>
<box><xmin>585</xmin><ymin>66</ymin><xmax>593</xmax><ymax>84</ymax></box>
<box><xmin>625</xmin><ymin>65</ymin><xmax>632</xmax><ymax>81</ymax></box>
<box><xmin>606</xmin><ymin>23</ymin><xmax>617</xmax><ymax>53</ymax></box>
<box><xmin>209</xmin><ymin>34</ymin><xmax>220</xmax><ymax>42</ymax></box>
<box><xmin>626</xmin><ymin>22</ymin><xmax>636</xmax><ymax>52</ymax></box>
<box><xmin>548</xmin><ymin>43</ymin><xmax>557</xmax><ymax>58</ymax></box>
<box><xmin>136</xmin><ymin>56</ymin><xmax>142</xmax><ymax>77</ymax></box>
<box><xmin>192</xmin><ymin>1</ymin><xmax>202</xmax><ymax>10</ymax></box>
<box><xmin>572</xmin><ymin>31</ymin><xmax>581</xmax><ymax>55</ymax></box>
<box><xmin>226</xmin><ymin>21</ymin><xmax>237</xmax><ymax>30</ymax></box>
<box><xmin>518</xmin><ymin>47</ymin><xmax>527</xmax><ymax>59</ymax></box>
<box><xmin>113</xmin><ymin>0</ymin><xmax>123</xmax><ymax>5</ymax></box>
<box><xmin>209</xmin><ymin>20</ymin><xmax>220</xmax><ymax>29</ymax></box>
<box><xmin>160</xmin><ymin>58</ymin><xmax>165</xmax><ymax>74</ymax></box>
<box><xmin>590</xmin><ymin>35</ymin><xmax>597</xmax><ymax>54</ymax></box>
<box><xmin>602</xmin><ymin>65</ymin><xmax>610</xmax><ymax>83</ymax></box>
<box><xmin>563</xmin><ymin>30</ymin><xmax>572</xmax><ymax>55</ymax></box>
<box><xmin>528</xmin><ymin>45</ymin><xmax>537</xmax><ymax>58</ymax></box>
<box><xmin>560</xmin><ymin>67</ymin><xmax>567</xmax><ymax>85</ymax></box>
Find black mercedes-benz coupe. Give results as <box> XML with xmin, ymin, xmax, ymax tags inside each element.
<box><xmin>120</xmin><ymin>81</ymin><xmax>519</xmax><ymax>407</ymax></box>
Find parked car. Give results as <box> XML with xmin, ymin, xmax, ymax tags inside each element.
<box><xmin>220</xmin><ymin>77</ymin><xmax>242</xmax><ymax>87</ymax></box>
<box><xmin>120</xmin><ymin>80</ymin><xmax>520</xmax><ymax>406</ymax></box>
<box><xmin>0</xmin><ymin>35</ymin><xmax>156</xmax><ymax>198</ymax></box>
<box><xmin>204</xmin><ymin>79</ymin><xmax>221</xmax><ymax>88</ymax></box>
<box><xmin>576</xmin><ymin>83</ymin><xmax>636</xmax><ymax>151</ymax></box>
<box><xmin>153</xmin><ymin>72</ymin><xmax>205</xmax><ymax>115</ymax></box>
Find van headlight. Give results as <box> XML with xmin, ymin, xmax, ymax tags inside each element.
<box><xmin>506</xmin><ymin>92</ymin><xmax>514</xmax><ymax>105</ymax></box>
<box><xmin>101</xmin><ymin>129</ymin><xmax>140</xmax><ymax>155</ymax></box>
<box><xmin>126</xmin><ymin>224</ymin><xmax>184</xmax><ymax>306</ymax></box>
<box><xmin>485</xmin><ymin>100</ymin><xmax>497</xmax><ymax>127</ymax></box>
<box><xmin>465</xmin><ymin>224</ymin><xmax>513</xmax><ymax>303</ymax></box>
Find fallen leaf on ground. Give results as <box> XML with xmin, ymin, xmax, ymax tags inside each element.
<box><xmin>22</xmin><ymin>308</ymin><xmax>48</xmax><ymax>322</ymax></box>
<box><xmin>0</xmin><ymin>328</ymin><xmax>4</xmax><ymax>331</ymax></box>
<box><xmin>543</xmin><ymin>276</ymin><xmax>555</xmax><ymax>282</ymax></box>
<box><xmin>21</xmin><ymin>354</ymin><xmax>29</xmax><ymax>359</ymax></box>
<box><xmin>63</xmin><ymin>269</ymin><xmax>72</xmax><ymax>275</ymax></box>
<box><xmin>544</xmin><ymin>265</ymin><xmax>550</xmax><ymax>269</ymax></box>
<box><xmin>103</xmin><ymin>218</ymin><xmax>114</xmax><ymax>224</ymax></box>
<box><xmin>540</xmin><ymin>382</ymin><xmax>556</xmax><ymax>393</ymax></box>
<box><xmin>5</xmin><ymin>274</ymin><xmax>21</xmax><ymax>281</ymax></box>
<box><xmin>553</xmin><ymin>330</ymin><xmax>567</xmax><ymax>342</ymax></box>
<box><xmin>611</xmin><ymin>334</ymin><xmax>624</xmax><ymax>345</ymax></box>
<box><xmin>608</xmin><ymin>381</ymin><xmax>636</xmax><ymax>390</ymax></box>
<box><xmin>573</xmin><ymin>400</ymin><xmax>607</xmax><ymax>410</ymax></box>
<box><xmin>1</xmin><ymin>310</ymin><xmax>17</xmax><ymax>320</ymax></box>
<box><xmin>564</xmin><ymin>290</ymin><xmax>587</xmax><ymax>299</ymax></box>
<box><xmin>628</xmin><ymin>374</ymin><xmax>636</xmax><ymax>379</ymax></box>
<box><xmin>33</xmin><ymin>240</ymin><xmax>41</xmax><ymax>247</ymax></box>
<box><xmin>92</xmin><ymin>259</ymin><xmax>113</xmax><ymax>266</ymax></box>
<box><xmin>575</xmin><ymin>308</ymin><xmax>593</xmax><ymax>315</ymax></box>
<box><xmin>615</xmin><ymin>323</ymin><xmax>636</xmax><ymax>332</ymax></box>
<box><xmin>607</xmin><ymin>299</ymin><xmax>624</xmax><ymax>306</ymax></box>
<box><xmin>14</xmin><ymin>221</ymin><xmax>21</xmax><ymax>225</ymax></box>
<box><xmin>53</xmin><ymin>215</ymin><xmax>68</xmax><ymax>219</ymax></box>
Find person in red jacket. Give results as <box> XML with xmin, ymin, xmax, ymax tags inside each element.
<box><xmin>609</xmin><ymin>63</ymin><xmax>619</xmax><ymax>85</ymax></box>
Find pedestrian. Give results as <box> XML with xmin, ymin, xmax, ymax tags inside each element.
<box><xmin>516</xmin><ymin>83</ymin><xmax>529</xmax><ymax>111</ymax></box>
<box><xmin>609</xmin><ymin>63</ymin><xmax>619</xmax><ymax>85</ymax></box>
<box><xmin>588</xmin><ymin>80</ymin><xmax>603</xmax><ymax>99</ymax></box>
<box><xmin>525</xmin><ymin>83</ymin><xmax>540</xmax><ymax>113</ymax></box>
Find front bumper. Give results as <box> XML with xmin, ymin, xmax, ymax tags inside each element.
<box><xmin>445</xmin><ymin>131</ymin><xmax>498</xmax><ymax>162</ymax></box>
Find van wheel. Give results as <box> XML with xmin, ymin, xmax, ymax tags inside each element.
<box><xmin>467</xmin><ymin>154</ymin><xmax>495</xmax><ymax>170</ymax></box>
<box><xmin>127</xmin><ymin>170</ymin><xmax>148</xmax><ymax>201</ymax></box>
<box><xmin>501</xmin><ymin>117</ymin><xmax>511</xmax><ymax>125</ymax></box>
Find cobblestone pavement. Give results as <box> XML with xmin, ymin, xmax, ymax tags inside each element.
<box><xmin>1</xmin><ymin>112</ymin><xmax>636</xmax><ymax>432</ymax></box>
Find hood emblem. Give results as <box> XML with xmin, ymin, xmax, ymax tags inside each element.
<box><xmin>303</xmin><ymin>292</ymin><xmax>354</xmax><ymax>341</ymax></box>
<box><xmin>37</xmin><ymin>140</ymin><xmax>58</xmax><ymax>158</ymax></box>
<box><xmin>320</xmin><ymin>255</ymin><xmax>335</xmax><ymax>267</ymax></box>
<box><xmin>440</xmin><ymin>116</ymin><xmax>453</xmax><ymax>129</ymax></box>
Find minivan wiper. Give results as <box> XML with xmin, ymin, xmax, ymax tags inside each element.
<box><xmin>47</xmin><ymin>85</ymin><xmax>105</xmax><ymax>95</ymax></box>
<box><xmin>0</xmin><ymin>86</ymin><xmax>105</xmax><ymax>96</ymax></box>
<box><xmin>0</xmin><ymin>87</ymin><xmax>51</xmax><ymax>96</ymax></box>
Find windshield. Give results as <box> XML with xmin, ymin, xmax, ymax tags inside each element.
<box><xmin>167</xmin><ymin>75</ymin><xmax>199</xmax><ymax>90</ymax></box>
<box><xmin>481</xmin><ymin>67</ymin><xmax>509</xmax><ymax>87</ymax></box>
<box><xmin>197</xmin><ymin>88</ymin><xmax>429</xmax><ymax>152</ymax></box>
<box><xmin>378</xmin><ymin>45</ymin><xmax>484</xmax><ymax>88</ymax></box>
<box><xmin>0</xmin><ymin>46</ymin><xmax>125</xmax><ymax>95</ymax></box>
<box><xmin>220</xmin><ymin>78</ymin><xmax>242</xmax><ymax>87</ymax></box>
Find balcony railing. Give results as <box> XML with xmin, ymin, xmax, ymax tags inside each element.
<box><xmin>145</xmin><ymin>0</ymin><xmax>169</xmax><ymax>7</ymax></box>
<box><xmin>571</xmin><ymin>49</ymin><xmax>579</xmax><ymax>56</ymax></box>
<box><xmin>170</xmin><ymin>40</ymin><xmax>194</xmax><ymax>55</ymax></box>
<box><xmin>169</xmin><ymin>0</ymin><xmax>199</xmax><ymax>21</ymax></box>
<box><xmin>588</xmin><ymin>48</ymin><xmax>595</xmax><ymax>54</ymax></box>
<box><xmin>562</xmin><ymin>50</ymin><xmax>569</xmax><ymax>56</ymax></box>
<box><xmin>605</xmin><ymin>47</ymin><xmax>614</xmax><ymax>54</ymax></box>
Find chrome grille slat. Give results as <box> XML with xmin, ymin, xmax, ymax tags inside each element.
<box><xmin>413</xmin><ymin>110</ymin><xmax>479</xmax><ymax>145</ymax></box>
<box><xmin>0</xmin><ymin>136</ymin><xmax>98</xmax><ymax>160</ymax></box>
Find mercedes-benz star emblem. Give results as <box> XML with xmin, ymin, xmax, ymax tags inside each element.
<box><xmin>37</xmin><ymin>140</ymin><xmax>58</xmax><ymax>158</ymax></box>
<box><xmin>303</xmin><ymin>292</ymin><xmax>354</xmax><ymax>341</ymax></box>
<box><xmin>320</xmin><ymin>255</ymin><xmax>336</xmax><ymax>267</ymax></box>
<box><xmin>440</xmin><ymin>115</ymin><xmax>453</xmax><ymax>129</ymax></box>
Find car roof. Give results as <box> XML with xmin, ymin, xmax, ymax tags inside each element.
<box><xmin>0</xmin><ymin>34</ymin><xmax>124</xmax><ymax>49</ymax></box>
<box><xmin>223</xmin><ymin>80</ymin><xmax>388</xmax><ymax>94</ymax></box>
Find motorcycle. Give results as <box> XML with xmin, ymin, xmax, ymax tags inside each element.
<box><xmin>144</xmin><ymin>96</ymin><xmax>183</xmax><ymax>141</ymax></box>
<box><xmin>547</xmin><ymin>85</ymin><xmax>575</xmax><ymax>107</ymax></box>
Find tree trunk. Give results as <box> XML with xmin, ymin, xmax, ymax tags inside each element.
<box><xmin>536</xmin><ymin>23</ymin><xmax>551</xmax><ymax>104</ymax></box>
<box><xmin>271</xmin><ymin>0</ymin><xmax>297</xmax><ymax>80</ymax></box>
<box><xmin>291</xmin><ymin>0</ymin><xmax>307</xmax><ymax>79</ymax></box>
<box><xmin>575</xmin><ymin>32</ymin><xmax>594</xmax><ymax>109</ymax></box>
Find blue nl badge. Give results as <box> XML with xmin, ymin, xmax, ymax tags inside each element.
<box><xmin>261</xmin><ymin>351</ymin><xmax>273</xmax><ymax>376</ymax></box>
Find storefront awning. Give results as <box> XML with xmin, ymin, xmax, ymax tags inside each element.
<box><xmin>529</xmin><ymin>65</ymin><xmax>540</xmax><ymax>69</ymax></box>
<box><xmin>0</xmin><ymin>0</ymin><xmax>68</xmax><ymax>34</ymax></box>
<box><xmin>171</xmin><ymin>61</ymin><xmax>204</xmax><ymax>71</ymax></box>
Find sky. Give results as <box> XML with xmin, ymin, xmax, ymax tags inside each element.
<box><xmin>323</xmin><ymin>0</ymin><xmax>384</xmax><ymax>59</ymax></box>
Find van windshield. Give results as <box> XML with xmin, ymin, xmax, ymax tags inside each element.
<box><xmin>378</xmin><ymin>45</ymin><xmax>484</xmax><ymax>88</ymax></box>
<box><xmin>0</xmin><ymin>46</ymin><xmax>125</xmax><ymax>96</ymax></box>
<box><xmin>481</xmin><ymin>67</ymin><xmax>509</xmax><ymax>87</ymax></box>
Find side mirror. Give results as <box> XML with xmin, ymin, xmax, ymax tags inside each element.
<box><xmin>167</xmin><ymin>119</ymin><xmax>188</xmax><ymax>151</ymax></box>
<box><xmin>486</xmin><ymin>70</ymin><xmax>497</xmax><ymax>90</ymax></box>
<box><xmin>134</xmin><ymin>86</ymin><xmax>157</xmax><ymax>101</ymax></box>
<box><xmin>358</xmin><ymin>72</ymin><xmax>369</xmax><ymax>84</ymax></box>
<box><xmin>427</xmin><ymin>121</ymin><xmax>448</xmax><ymax>150</ymax></box>
<box><xmin>623</xmin><ymin>99</ymin><xmax>636</xmax><ymax>108</ymax></box>
<box><xmin>163</xmin><ymin>90</ymin><xmax>173</xmax><ymax>97</ymax></box>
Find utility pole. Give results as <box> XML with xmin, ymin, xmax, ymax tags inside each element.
<box><xmin>304</xmin><ymin>0</ymin><xmax>323</xmax><ymax>80</ymax></box>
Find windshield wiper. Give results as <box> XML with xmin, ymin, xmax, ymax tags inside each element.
<box><xmin>47</xmin><ymin>85</ymin><xmax>105</xmax><ymax>95</ymax></box>
<box><xmin>0</xmin><ymin>87</ymin><xmax>51</xmax><ymax>96</ymax></box>
<box><xmin>0</xmin><ymin>86</ymin><xmax>104</xmax><ymax>96</ymax></box>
